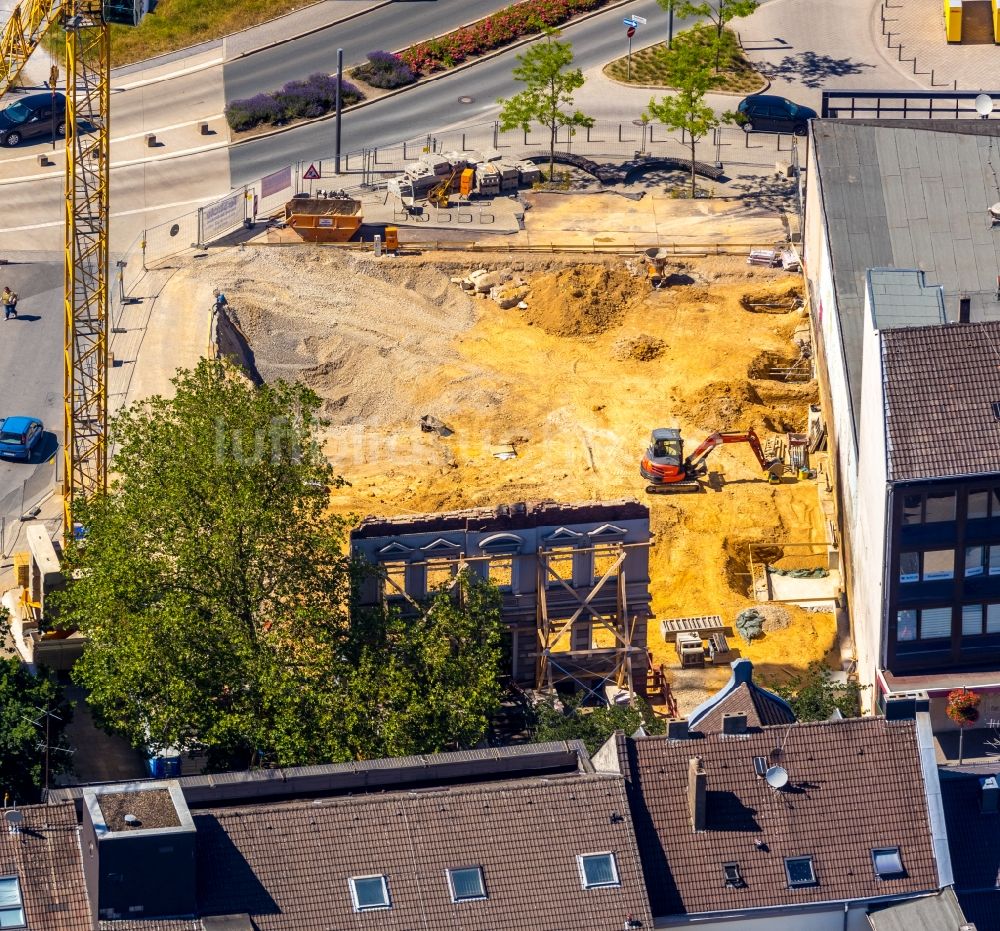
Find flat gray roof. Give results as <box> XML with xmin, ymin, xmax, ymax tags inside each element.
<box><xmin>866</xmin><ymin>268</ymin><xmax>947</xmax><ymax>330</ymax></box>
<box><xmin>867</xmin><ymin>887</ymin><xmax>968</xmax><ymax>931</ymax></box>
<box><xmin>812</xmin><ymin>120</ymin><xmax>1000</xmax><ymax>438</ymax></box>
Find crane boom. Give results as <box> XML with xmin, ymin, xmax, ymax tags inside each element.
<box><xmin>0</xmin><ymin>0</ymin><xmax>63</xmax><ymax>92</ymax></box>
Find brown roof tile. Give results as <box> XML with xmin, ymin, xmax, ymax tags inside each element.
<box><xmin>882</xmin><ymin>322</ymin><xmax>1000</xmax><ymax>481</ymax></box>
<box><xmin>102</xmin><ymin>773</ymin><xmax>652</xmax><ymax>931</ymax></box>
<box><xmin>0</xmin><ymin>801</ymin><xmax>92</xmax><ymax>931</ymax></box>
<box><xmin>620</xmin><ymin>718</ymin><xmax>941</xmax><ymax>917</ymax></box>
<box><xmin>689</xmin><ymin>660</ymin><xmax>796</xmax><ymax>733</ymax></box>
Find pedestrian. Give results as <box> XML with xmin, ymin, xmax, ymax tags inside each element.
<box><xmin>212</xmin><ymin>288</ymin><xmax>228</xmax><ymax>314</ymax></box>
<box><xmin>2</xmin><ymin>287</ymin><xmax>17</xmax><ymax>320</ymax></box>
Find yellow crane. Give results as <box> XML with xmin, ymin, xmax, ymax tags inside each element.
<box><xmin>0</xmin><ymin>0</ymin><xmax>142</xmax><ymax>533</ymax></box>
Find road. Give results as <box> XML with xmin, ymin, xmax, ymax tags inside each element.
<box><xmin>230</xmin><ymin>0</ymin><xmax>690</xmax><ymax>183</ymax></box>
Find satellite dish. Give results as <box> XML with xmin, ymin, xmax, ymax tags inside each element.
<box><xmin>765</xmin><ymin>765</ymin><xmax>789</xmax><ymax>789</ymax></box>
<box><xmin>768</xmin><ymin>747</ymin><xmax>784</xmax><ymax>763</ymax></box>
<box><xmin>5</xmin><ymin>811</ymin><xmax>23</xmax><ymax>832</ymax></box>
<box><xmin>975</xmin><ymin>93</ymin><xmax>994</xmax><ymax>118</ymax></box>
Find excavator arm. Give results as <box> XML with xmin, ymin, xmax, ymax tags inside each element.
<box><xmin>0</xmin><ymin>0</ymin><xmax>65</xmax><ymax>95</ymax></box>
<box><xmin>686</xmin><ymin>429</ymin><xmax>776</xmax><ymax>474</ymax></box>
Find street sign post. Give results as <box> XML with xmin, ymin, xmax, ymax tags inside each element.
<box><xmin>623</xmin><ymin>17</ymin><xmax>638</xmax><ymax>25</ymax></box>
<box><xmin>633</xmin><ymin>14</ymin><xmax>647</xmax><ymax>23</ymax></box>
<box><xmin>624</xmin><ymin>19</ymin><xmax>640</xmax><ymax>80</ymax></box>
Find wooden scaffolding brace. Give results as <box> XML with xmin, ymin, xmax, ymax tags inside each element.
<box><xmin>535</xmin><ymin>540</ymin><xmax>649</xmax><ymax>696</ymax></box>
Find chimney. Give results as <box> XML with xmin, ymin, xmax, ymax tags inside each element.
<box><xmin>688</xmin><ymin>757</ymin><xmax>706</xmax><ymax>832</ymax></box>
<box><xmin>980</xmin><ymin>775</ymin><xmax>999</xmax><ymax>814</ymax></box>
<box><xmin>721</xmin><ymin>712</ymin><xmax>747</xmax><ymax>735</ymax></box>
<box><xmin>959</xmin><ymin>296</ymin><xmax>971</xmax><ymax>323</ymax></box>
<box><xmin>667</xmin><ymin>719</ymin><xmax>689</xmax><ymax>740</ymax></box>
<box><xmin>883</xmin><ymin>690</ymin><xmax>929</xmax><ymax>720</ymax></box>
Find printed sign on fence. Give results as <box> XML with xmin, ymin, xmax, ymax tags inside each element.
<box><xmin>261</xmin><ymin>165</ymin><xmax>292</xmax><ymax>199</ymax></box>
<box><xmin>200</xmin><ymin>191</ymin><xmax>244</xmax><ymax>243</ymax></box>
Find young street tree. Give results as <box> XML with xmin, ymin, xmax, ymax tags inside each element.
<box><xmin>645</xmin><ymin>39</ymin><xmax>727</xmax><ymax>197</ymax></box>
<box><xmin>56</xmin><ymin>359</ymin><xmax>505</xmax><ymax>771</ymax></box>
<box><xmin>664</xmin><ymin>0</ymin><xmax>759</xmax><ymax>70</ymax></box>
<box><xmin>497</xmin><ymin>31</ymin><xmax>593</xmax><ymax>182</ymax></box>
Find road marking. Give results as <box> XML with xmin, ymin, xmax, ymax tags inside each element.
<box><xmin>115</xmin><ymin>56</ymin><xmax>225</xmax><ymax>92</ymax></box>
<box><xmin>0</xmin><ymin>195</ymin><xmax>228</xmax><ymax>232</ymax></box>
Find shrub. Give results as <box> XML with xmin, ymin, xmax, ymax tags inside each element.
<box><xmin>946</xmin><ymin>688</ymin><xmax>981</xmax><ymax>726</ymax></box>
<box><xmin>354</xmin><ymin>50</ymin><xmax>417</xmax><ymax>89</ymax></box>
<box><xmin>225</xmin><ymin>74</ymin><xmax>362</xmax><ymax>132</ymax></box>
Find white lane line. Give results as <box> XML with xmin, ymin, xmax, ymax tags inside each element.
<box><xmin>0</xmin><ymin>194</ymin><xmax>228</xmax><ymax>232</ymax></box>
<box><xmin>115</xmin><ymin>57</ymin><xmax>225</xmax><ymax>92</ymax></box>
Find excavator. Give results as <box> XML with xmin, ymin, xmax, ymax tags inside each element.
<box><xmin>639</xmin><ymin>427</ymin><xmax>784</xmax><ymax>494</ymax></box>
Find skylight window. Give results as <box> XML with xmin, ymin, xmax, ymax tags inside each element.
<box><xmin>578</xmin><ymin>852</ymin><xmax>620</xmax><ymax>889</ymax></box>
<box><xmin>872</xmin><ymin>847</ymin><xmax>905</xmax><ymax>879</ymax></box>
<box><xmin>349</xmin><ymin>875</ymin><xmax>391</xmax><ymax>911</ymax></box>
<box><xmin>723</xmin><ymin>863</ymin><xmax>745</xmax><ymax>888</ymax></box>
<box><xmin>784</xmin><ymin>857</ymin><xmax>817</xmax><ymax>888</ymax></box>
<box><xmin>447</xmin><ymin>866</ymin><xmax>487</xmax><ymax>902</ymax></box>
<box><xmin>0</xmin><ymin>876</ymin><xmax>25</xmax><ymax>928</ymax></box>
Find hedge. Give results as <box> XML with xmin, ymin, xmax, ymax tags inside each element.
<box><xmin>226</xmin><ymin>73</ymin><xmax>363</xmax><ymax>132</ymax></box>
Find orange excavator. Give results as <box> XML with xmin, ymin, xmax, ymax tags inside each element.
<box><xmin>640</xmin><ymin>427</ymin><xmax>784</xmax><ymax>493</ymax></box>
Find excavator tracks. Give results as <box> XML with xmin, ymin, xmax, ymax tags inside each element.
<box><xmin>645</xmin><ymin>481</ymin><xmax>703</xmax><ymax>495</ymax></box>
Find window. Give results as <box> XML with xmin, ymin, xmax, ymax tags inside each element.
<box><xmin>897</xmin><ymin>609</ymin><xmax>917</xmax><ymax>642</ymax></box>
<box><xmin>425</xmin><ymin>559</ymin><xmax>456</xmax><ymax>591</ymax></box>
<box><xmin>899</xmin><ymin>552</ymin><xmax>919</xmax><ymax>583</ymax></box>
<box><xmin>488</xmin><ymin>555</ymin><xmax>513</xmax><ymax>590</ymax></box>
<box><xmin>963</xmin><ymin>604</ymin><xmax>984</xmax><ymax>636</ymax></box>
<box><xmin>990</xmin><ymin>545</ymin><xmax>1000</xmax><ymax>576</ymax></box>
<box><xmin>966</xmin><ymin>546</ymin><xmax>985</xmax><ymax>578</ymax></box>
<box><xmin>381</xmin><ymin>561</ymin><xmax>407</xmax><ymax>600</ymax></box>
<box><xmin>969</xmin><ymin>490</ymin><xmax>990</xmax><ymax>519</ymax></box>
<box><xmin>546</xmin><ymin>546</ymin><xmax>575</xmax><ymax>587</ymax></box>
<box><xmin>578</xmin><ymin>852</ymin><xmax>620</xmax><ymax>889</ymax></box>
<box><xmin>989</xmin><ymin>604</ymin><xmax>1000</xmax><ymax>633</ymax></box>
<box><xmin>920</xmin><ymin>607</ymin><xmax>952</xmax><ymax>639</ymax></box>
<box><xmin>871</xmin><ymin>847</ymin><xmax>905</xmax><ymax>879</ymax></box>
<box><xmin>784</xmin><ymin>857</ymin><xmax>817</xmax><ymax>887</ymax></box>
<box><xmin>0</xmin><ymin>877</ymin><xmax>25</xmax><ymax>929</ymax></box>
<box><xmin>923</xmin><ymin>550</ymin><xmax>954</xmax><ymax>580</ymax></box>
<box><xmin>349</xmin><ymin>875</ymin><xmax>391</xmax><ymax>911</ymax></box>
<box><xmin>447</xmin><ymin>867</ymin><xmax>487</xmax><ymax>902</ymax></box>
<box><xmin>593</xmin><ymin>547</ymin><xmax>620</xmax><ymax>582</ymax></box>
<box><xmin>723</xmin><ymin>863</ymin><xmax>745</xmax><ymax>888</ymax></box>
<box><xmin>901</xmin><ymin>494</ymin><xmax>922</xmax><ymax>525</ymax></box>
<box><xmin>925</xmin><ymin>491</ymin><xmax>956</xmax><ymax>522</ymax></box>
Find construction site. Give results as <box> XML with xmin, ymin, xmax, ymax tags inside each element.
<box><xmin>159</xmin><ymin>168</ymin><xmax>841</xmax><ymax>714</ymax></box>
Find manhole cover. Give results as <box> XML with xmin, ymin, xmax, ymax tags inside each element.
<box><xmin>458</xmin><ymin>95</ymin><xmax>475</xmax><ymax>104</ymax></box>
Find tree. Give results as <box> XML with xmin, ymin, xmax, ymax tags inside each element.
<box><xmin>645</xmin><ymin>38</ymin><xmax>726</xmax><ymax>197</ymax></box>
<box><xmin>497</xmin><ymin>31</ymin><xmax>593</xmax><ymax>182</ymax></box>
<box><xmin>767</xmin><ymin>662</ymin><xmax>862</xmax><ymax>722</ymax></box>
<box><xmin>342</xmin><ymin>570</ymin><xmax>505</xmax><ymax>758</ymax></box>
<box><xmin>667</xmin><ymin>0</ymin><xmax>759</xmax><ymax>71</ymax></box>
<box><xmin>0</xmin><ymin>655</ymin><xmax>70</xmax><ymax>802</ymax></box>
<box><xmin>55</xmin><ymin>359</ymin><xmax>508</xmax><ymax>772</ymax></box>
<box><xmin>530</xmin><ymin>693</ymin><xmax>665</xmax><ymax>754</ymax></box>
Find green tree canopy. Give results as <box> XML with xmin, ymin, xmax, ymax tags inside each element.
<box><xmin>56</xmin><ymin>359</ymin><xmax>505</xmax><ymax>770</ymax></box>
<box><xmin>767</xmin><ymin>662</ymin><xmax>863</xmax><ymax>722</ymax></box>
<box><xmin>0</xmin><ymin>654</ymin><xmax>70</xmax><ymax>802</ymax></box>
<box><xmin>530</xmin><ymin>693</ymin><xmax>665</xmax><ymax>754</ymax></box>
<box><xmin>497</xmin><ymin>31</ymin><xmax>593</xmax><ymax>181</ymax></box>
<box><xmin>664</xmin><ymin>0</ymin><xmax>759</xmax><ymax>70</ymax></box>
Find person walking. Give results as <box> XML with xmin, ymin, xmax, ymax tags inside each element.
<box><xmin>212</xmin><ymin>288</ymin><xmax>228</xmax><ymax>314</ymax></box>
<box><xmin>2</xmin><ymin>287</ymin><xmax>17</xmax><ymax>320</ymax></box>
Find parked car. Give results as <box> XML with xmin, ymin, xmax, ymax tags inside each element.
<box><xmin>0</xmin><ymin>416</ymin><xmax>44</xmax><ymax>461</ymax></box>
<box><xmin>736</xmin><ymin>94</ymin><xmax>817</xmax><ymax>136</ymax></box>
<box><xmin>0</xmin><ymin>92</ymin><xmax>66</xmax><ymax>147</ymax></box>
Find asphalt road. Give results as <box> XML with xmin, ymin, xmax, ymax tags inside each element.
<box><xmin>0</xmin><ymin>258</ymin><xmax>62</xmax><ymax>510</ymax></box>
<box><xmin>229</xmin><ymin>0</ymin><xmax>693</xmax><ymax>184</ymax></box>
<box><xmin>223</xmin><ymin>0</ymin><xmax>526</xmax><ymax>103</ymax></box>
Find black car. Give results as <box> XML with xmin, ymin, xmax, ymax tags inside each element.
<box><xmin>736</xmin><ymin>94</ymin><xmax>817</xmax><ymax>136</ymax></box>
<box><xmin>0</xmin><ymin>92</ymin><xmax>66</xmax><ymax>147</ymax></box>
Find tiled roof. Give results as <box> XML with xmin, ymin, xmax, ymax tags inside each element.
<box><xmin>616</xmin><ymin>718</ymin><xmax>941</xmax><ymax>917</ymax></box>
<box><xmin>0</xmin><ymin>801</ymin><xmax>92</xmax><ymax>930</ymax></box>
<box><xmin>688</xmin><ymin>659</ymin><xmax>796</xmax><ymax>733</ymax></box>
<box><xmin>101</xmin><ymin>773</ymin><xmax>653</xmax><ymax>931</ymax></box>
<box><xmin>882</xmin><ymin>321</ymin><xmax>1000</xmax><ymax>481</ymax></box>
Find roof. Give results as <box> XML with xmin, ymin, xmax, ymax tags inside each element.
<box><xmin>866</xmin><ymin>268</ymin><xmax>947</xmax><ymax>330</ymax></box>
<box><xmin>352</xmin><ymin>499</ymin><xmax>649</xmax><ymax>539</ymax></box>
<box><xmin>0</xmin><ymin>800</ymin><xmax>92</xmax><ymax>931</ymax></box>
<box><xmin>867</xmin><ymin>886</ymin><xmax>969</xmax><ymax>931</ymax></box>
<box><xmin>0</xmin><ymin>415</ymin><xmax>40</xmax><ymax>431</ymax></box>
<box><xmin>881</xmin><ymin>321</ymin><xmax>1000</xmax><ymax>481</ymax></box>
<box><xmin>99</xmin><ymin>772</ymin><xmax>653</xmax><ymax>931</ymax></box>
<box><xmin>615</xmin><ymin>717</ymin><xmax>942</xmax><ymax>918</ymax></box>
<box><xmin>688</xmin><ymin>659</ymin><xmax>796</xmax><ymax>732</ymax></box>
<box><xmin>812</xmin><ymin>120</ymin><xmax>1000</xmax><ymax>440</ymax></box>
<box><xmin>940</xmin><ymin>770</ymin><xmax>1000</xmax><ymax>930</ymax></box>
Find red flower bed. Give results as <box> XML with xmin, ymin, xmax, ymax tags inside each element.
<box><xmin>401</xmin><ymin>0</ymin><xmax>605</xmax><ymax>73</ymax></box>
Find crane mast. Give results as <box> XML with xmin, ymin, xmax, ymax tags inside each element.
<box><xmin>0</xmin><ymin>0</ymin><xmax>139</xmax><ymax>532</ymax></box>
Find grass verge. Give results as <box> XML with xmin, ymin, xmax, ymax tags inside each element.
<box><xmin>603</xmin><ymin>25</ymin><xmax>766</xmax><ymax>94</ymax></box>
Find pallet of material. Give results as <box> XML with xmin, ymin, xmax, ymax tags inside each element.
<box><xmin>660</xmin><ymin>614</ymin><xmax>726</xmax><ymax>642</ymax></box>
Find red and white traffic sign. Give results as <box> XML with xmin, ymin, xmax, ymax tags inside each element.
<box><xmin>626</xmin><ymin>25</ymin><xmax>636</xmax><ymax>37</ymax></box>
<box><xmin>303</xmin><ymin>163</ymin><xmax>321</xmax><ymax>180</ymax></box>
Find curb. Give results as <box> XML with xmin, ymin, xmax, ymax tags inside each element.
<box><xmin>230</xmin><ymin>0</ymin><xmax>638</xmax><ymax>149</ymax></box>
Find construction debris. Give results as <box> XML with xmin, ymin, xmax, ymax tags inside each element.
<box><xmin>419</xmin><ymin>414</ymin><xmax>453</xmax><ymax>436</ymax></box>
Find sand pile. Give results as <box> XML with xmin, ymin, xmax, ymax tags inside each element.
<box><xmin>612</xmin><ymin>333</ymin><xmax>666</xmax><ymax>361</ymax></box>
<box><xmin>522</xmin><ymin>264</ymin><xmax>640</xmax><ymax>335</ymax></box>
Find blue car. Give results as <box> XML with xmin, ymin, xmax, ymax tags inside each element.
<box><xmin>0</xmin><ymin>416</ymin><xmax>43</xmax><ymax>461</ymax></box>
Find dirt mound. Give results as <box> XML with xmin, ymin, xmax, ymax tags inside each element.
<box><xmin>682</xmin><ymin>380</ymin><xmax>762</xmax><ymax>432</ymax></box>
<box><xmin>759</xmin><ymin>605</ymin><xmax>791</xmax><ymax>633</ymax></box>
<box><xmin>612</xmin><ymin>333</ymin><xmax>666</xmax><ymax>361</ymax></box>
<box><xmin>748</xmin><ymin>348</ymin><xmax>807</xmax><ymax>381</ymax></box>
<box><xmin>523</xmin><ymin>264</ymin><xmax>639</xmax><ymax>336</ymax></box>
<box><xmin>740</xmin><ymin>283</ymin><xmax>803</xmax><ymax>313</ymax></box>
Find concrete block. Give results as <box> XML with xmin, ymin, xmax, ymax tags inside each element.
<box><xmin>145</xmin><ymin>133</ymin><xmax>157</xmax><ymax>148</ymax></box>
<box><xmin>36</xmin><ymin>153</ymin><xmax>50</xmax><ymax>167</ymax></box>
<box><xmin>198</xmin><ymin>121</ymin><xmax>210</xmax><ymax>135</ymax></box>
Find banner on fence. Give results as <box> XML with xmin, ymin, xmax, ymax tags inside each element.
<box><xmin>261</xmin><ymin>166</ymin><xmax>291</xmax><ymax>199</ymax></box>
<box><xmin>199</xmin><ymin>190</ymin><xmax>245</xmax><ymax>244</ymax></box>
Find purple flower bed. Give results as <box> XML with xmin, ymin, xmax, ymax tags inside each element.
<box><xmin>225</xmin><ymin>73</ymin><xmax>363</xmax><ymax>132</ymax></box>
<box><xmin>352</xmin><ymin>50</ymin><xmax>417</xmax><ymax>89</ymax></box>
